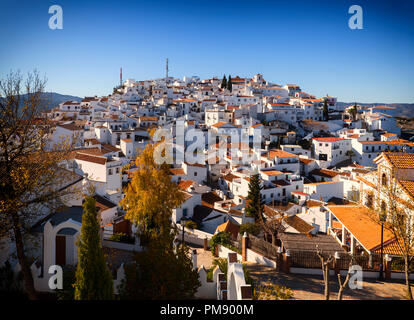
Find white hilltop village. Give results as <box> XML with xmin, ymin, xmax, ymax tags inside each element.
<box><xmin>2</xmin><ymin>71</ymin><xmax>414</xmax><ymax>300</ymax></box>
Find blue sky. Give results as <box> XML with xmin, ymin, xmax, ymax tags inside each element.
<box><xmin>1</xmin><ymin>0</ymin><xmax>413</xmax><ymax>103</ymax></box>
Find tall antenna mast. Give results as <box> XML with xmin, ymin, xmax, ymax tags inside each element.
<box><xmin>166</xmin><ymin>58</ymin><xmax>169</xmax><ymax>80</ymax></box>
<box><xmin>120</xmin><ymin>67</ymin><xmax>123</xmax><ymax>87</ymax></box>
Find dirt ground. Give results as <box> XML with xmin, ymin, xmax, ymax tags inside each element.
<box><xmin>245</xmin><ymin>263</ymin><xmax>411</xmax><ymax>300</ymax></box>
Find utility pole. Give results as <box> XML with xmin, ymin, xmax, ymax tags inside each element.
<box><xmin>166</xmin><ymin>58</ymin><xmax>169</xmax><ymax>80</ymax></box>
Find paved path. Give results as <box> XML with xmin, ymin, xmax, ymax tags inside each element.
<box><xmin>187</xmin><ymin>243</ymin><xmax>214</xmax><ymax>269</ymax></box>
<box><xmin>245</xmin><ymin>263</ymin><xmax>410</xmax><ymax>300</ymax></box>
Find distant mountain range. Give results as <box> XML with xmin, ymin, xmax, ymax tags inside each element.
<box><xmin>40</xmin><ymin>92</ymin><xmax>82</xmax><ymax>110</ymax></box>
<box><xmin>337</xmin><ymin>102</ymin><xmax>414</xmax><ymax>118</ymax></box>
<box><xmin>15</xmin><ymin>92</ymin><xmax>414</xmax><ymax>119</ymax></box>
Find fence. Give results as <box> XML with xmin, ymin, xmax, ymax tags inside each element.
<box><xmin>238</xmin><ymin>234</ymin><xmax>280</xmax><ymax>261</ymax></box>
<box><xmin>289</xmin><ymin>251</ymin><xmax>408</xmax><ymax>272</ymax></box>
<box><xmin>234</xmin><ymin>233</ymin><xmax>413</xmax><ymax>275</ymax></box>
<box><xmin>390</xmin><ymin>257</ymin><xmax>414</xmax><ymax>273</ymax></box>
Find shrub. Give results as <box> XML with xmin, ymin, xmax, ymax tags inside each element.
<box><xmin>109</xmin><ymin>232</ymin><xmax>135</xmax><ymax>244</ymax></box>
<box><xmin>185</xmin><ymin>220</ymin><xmax>199</xmax><ymax>230</ymax></box>
<box><xmin>209</xmin><ymin>232</ymin><xmax>231</xmax><ymax>256</ymax></box>
<box><xmin>253</xmin><ymin>281</ymin><xmax>294</xmax><ymax>300</ymax></box>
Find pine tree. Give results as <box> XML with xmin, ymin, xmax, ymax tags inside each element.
<box><xmin>74</xmin><ymin>196</ymin><xmax>114</xmax><ymax>300</ymax></box>
<box><xmin>221</xmin><ymin>75</ymin><xmax>227</xmax><ymax>89</ymax></box>
<box><xmin>227</xmin><ymin>75</ymin><xmax>232</xmax><ymax>92</ymax></box>
<box><xmin>323</xmin><ymin>99</ymin><xmax>329</xmax><ymax>121</ymax></box>
<box><xmin>245</xmin><ymin>174</ymin><xmax>264</xmax><ymax>219</ymax></box>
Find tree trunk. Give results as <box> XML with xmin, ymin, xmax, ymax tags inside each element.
<box><xmin>337</xmin><ymin>285</ymin><xmax>344</xmax><ymax>300</ymax></box>
<box><xmin>11</xmin><ymin>212</ymin><xmax>37</xmax><ymax>300</ymax></box>
<box><xmin>324</xmin><ymin>265</ymin><xmax>330</xmax><ymax>300</ymax></box>
<box><xmin>404</xmin><ymin>256</ymin><xmax>413</xmax><ymax>300</ymax></box>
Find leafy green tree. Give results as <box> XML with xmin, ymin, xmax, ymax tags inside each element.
<box><xmin>209</xmin><ymin>231</ymin><xmax>232</xmax><ymax>256</ymax></box>
<box><xmin>185</xmin><ymin>220</ymin><xmax>199</xmax><ymax>230</ymax></box>
<box><xmin>239</xmin><ymin>223</ymin><xmax>260</xmax><ymax>236</ymax></box>
<box><xmin>246</xmin><ymin>174</ymin><xmax>264</xmax><ymax>219</ymax></box>
<box><xmin>73</xmin><ymin>196</ymin><xmax>114</xmax><ymax>300</ymax></box>
<box><xmin>346</xmin><ymin>149</ymin><xmax>355</xmax><ymax>162</ymax></box>
<box><xmin>227</xmin><ymin>75</ymin><xmax>232</xmax><ymax>92</ymax></box>
<box><xmin>221</xmin><ymin>75</ymin><xmax>227</xmax><ymax>89</ymax></box>
<box><xmin>268</xmin><ymin>141</ymin><xmax>278</xmax><ymax>149</ymax></box>
<box><xmin>348</xmin><ymin>104</ymin><xmax>358</xmax><ymax>120</ymax></box>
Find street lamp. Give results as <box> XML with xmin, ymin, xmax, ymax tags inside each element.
<box><xmin>180</xmin><ymin>216</ymin><xmax>188</xmax><ymax>248</ymax></box>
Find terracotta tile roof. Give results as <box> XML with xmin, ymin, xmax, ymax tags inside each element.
<box><xmin>140</xmin><ymin>116</ymin><xmax>158</xmax><ymax>121</ymax></box>
<box><xmin>299</xmin><ymin>158</ymin><xmax>314</xmax><ymax>164</ymax></box>
<box><xmin>309</xmin><ymin>169</ymin><xmax>339</xmax><ymax>178</ymax></box>
<box><xmin>284</xmin><ymin>215</ymin><xmax>314</xmax><ymax>234</ymax></box>
<box><xmin>371</xmin><ymin>238</ymin><xmax>404</xmax><ymax>255</ymax></box>
<box><xmin>63</xmin><ymin>101</ymin><xmax>80</xmax><ymax>105</ymax></box>
<box><xmin>313</xmin><ymin>137</ymin><xmax>348</xmax><ymax>142</ymax></box>
<box><xmin>216</xmin><ymin>220</ymin><xmax>240</xmax><ymax>240</ymax></box>
<box><xmin>291</xmin><ymin>191</ymin><xmax>309</xmax><ymax>196</ymax></box>
<box><xmin>265</xmin><ymin>149</ymin><xmax>297</xmax><ymax>159</ymax></box>
<box><xmin>381</xmin><ymin>152</ymin><xmax>414</xmax><ymax>169</ymax></box>
<box><xmin>201</xmin><ymin>191</ymin><xmax>223</xmax><ymax>208</ymax></box>
<box><xmin>273</xmin><ymin>180</ymin><xmax>290</xmax><ymax>187</ymax></box>
<box><xmin>102</xmin><ymin>144</ymin><xmax>121</xmax><ymax>153</ymax></box>
<box><xmin>69</xmin><ymin>148</ymin><xmax>105</xmax><ymax>158</ymax></box>
<box><xmin>305</xmin><ymin>200</ymin><xmax>323</xmax><ymax>208</ymax></box>
<box><xmin>211</xmin><ymin>121</ymin><xmax>229</xmax><ymax>128</ymax></box>
<box><xmin>170</xmin><ymin>168</ymin><xmax>185</xmax><ymax>175</ymax></box>
<box><xmin>360</xmin><ymin>139</ymin><xmax>414</xmax><ymax>146</ymax></box>
<box><xmin>75</xmin><ymin>153</ymin><xmax>107</xmax><ymax>165</ymax></box>
<box><xmin>58</xmin><ymin>123</ymin><xmax>83</xmax><ymax>131</ymax></box>
<box><xmin>327</xmin><ymin>205</ymin><xmax>395</xmax><ymax>251</ymax></box>
<box><xmin>178</xmin><ymin>179</ymin><xmax>195</xmax><ymax>191</ymax></box>
<box><xmin>261</xmin><ymin>170</ymin><xmax>284</xmax><ymax>176</ymax></box>
<box><xmin>180</xmin><ymin>190</ymin><xmax>193</xmax><ymax>202</ymax></box>
<box><xmin>398</xmin><ymin>180</ymin><xmax>414</xmax><ymax>200</ymax></box>
<box><xmin>185</xmin><ymin>162</ymin><xmax>206</xmax><ymax>168</ymax></box>
<box><xmin>381</xmin><ymin>133</ymin><xmax>397</xmax><ymax>137</ymax></box>
<box><xmin>93</xmin><ymin>194</ymin><xmax>117</xmax><ymax>213</ymax></box>
<box><xmin>223</xmin><ymin>173</ymin><xmax>239</xmax><ymax>182</ymax></box>
<box><xmin>306</xmin><ymin>181</ymin><xmax>339</xmax><ymax>186</ymax></box>
<box><xmin>84</xmin><ymin>138</ymin><xmax>100</xmax><ymax>145</ymax></box>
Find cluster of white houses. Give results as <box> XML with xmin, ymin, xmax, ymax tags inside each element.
<box><xmin>1</xmin><ymin>73</ymin><xmax>414</xmax><ymax>298</ymax></box>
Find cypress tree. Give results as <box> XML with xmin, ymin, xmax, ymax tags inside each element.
<box><xmin>227</xmin><ymin>75</ymin><xmax>232</xmax><ymax>92</ymax></box>
<box><xmin>221</xmin><ymin>74</ymin><xmax>227</xmax><ymax>89</ymax></box>
<box><xmin>323</xmin><ymin>99</ymin><xmax>329</xmax><ymax>121</ymax></box>
<box><xmin>74</xmin><ymin>196</ymin><xmax>114</xmax><ymax>300</ymax></box>
<box><xmin>245</xmin><ymin>174</ymin><xmax>264</xmax><ymax>219</ymax></box>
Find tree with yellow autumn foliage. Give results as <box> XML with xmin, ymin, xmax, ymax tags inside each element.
<box><xmin>119</xmin><ymin>142</ymin><xmax>200</xmax><ymax>299</ymax></box>
<box><xmin>120</xmin><ymin>142</ymin><xmax>184</xmax><ymax>241</ymax></box>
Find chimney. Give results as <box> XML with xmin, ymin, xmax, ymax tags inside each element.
<box><xmin>192</xmin><ymin>249</ymin><xmax>197</xmax><ymax>270</ymax></box>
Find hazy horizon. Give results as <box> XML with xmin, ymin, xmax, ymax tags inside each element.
<box><xmin>1</xmin><ymin>0</ymin><xmax>414</xmax><ymax>103</ymax></box>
